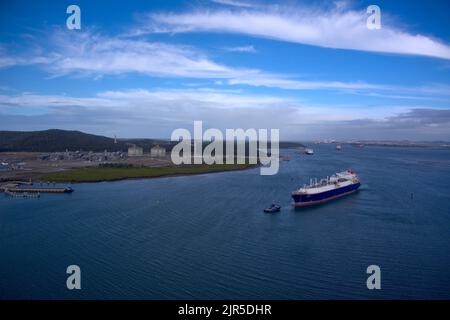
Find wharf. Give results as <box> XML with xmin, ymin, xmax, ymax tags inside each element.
<box><xmin>0</xmin><ymin>182</ymin><xmax>73</xmax><ymax>194</ymax></box>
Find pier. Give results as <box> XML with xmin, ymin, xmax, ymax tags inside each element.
<box><xmin>0</xmin><ymin>182</ymin><xmax>73</xmax><ymax>194</ymax></box>
<box><xmin>5</xmin><ymin>186</ymin><xmax>73</xmax><ymax>193</ymax></box>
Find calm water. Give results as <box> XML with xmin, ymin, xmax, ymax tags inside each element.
<box><xmin>1</xmin><ymin>145</ymin><xmax>450</xmax><ymax>299</ymax></box>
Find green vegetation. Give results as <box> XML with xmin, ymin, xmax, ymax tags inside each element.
<box><xmin>41</xmin><ymin>164</ymin><xmax>256</xmax><ymax>182</ymax></box>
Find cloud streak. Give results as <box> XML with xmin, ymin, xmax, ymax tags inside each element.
<box><xmin>0</xmin><ymin>44</ymin><xmax>55</xmax><ymax>69</ymax></box>
<box><xmin>0</xmin><ymin>88</ymin><xmax>294</xmax><ymax>112</ymax></box>
<box><xmin>145</xmin><ymin>5</ymin><xmax>450</xmax><ymax>60</ymax></box>
<box><xmin>223</xmin><ymin>45</ymin><xmax>256</xmax><ymax>52</ymax></box>
<box><xmin>43</xmin><ymin>30</ymin><xmax>245</xmax><ymax>79</ymax></box>
<box><xmin>210</xmin><ymin>0</ymin><xmax>255</xmax><ymax>8</ymax></box>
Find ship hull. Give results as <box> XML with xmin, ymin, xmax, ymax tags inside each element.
<box><xmin>292</xmin><ymin>182</ymin><xmax>360</xmax><ymax>207</ymax></box>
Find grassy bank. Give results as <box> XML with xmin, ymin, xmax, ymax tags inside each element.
<box><xmin>41</xmin><ymin>163</ymin><xmax>256</xmax><ymax>182</ymax></box>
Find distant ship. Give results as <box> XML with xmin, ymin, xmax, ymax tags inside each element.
<box><xmin>292</xmin><ymin>170</ymin><xmax>360</xmax><ymax>207</ymax></box>
<box><xmin>336</xmin><ymin>144</ymin><xmax>342</xmax><ymax>151</ymax></box>
<box><xmin>304</xmin><ymin>148</ymin><xmax>314</xmax><ymax>155</ymax></box>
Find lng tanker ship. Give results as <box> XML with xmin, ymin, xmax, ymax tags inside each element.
<box><xmin>292</xmin><ymin>170</ymin><xmax>360</xmax><ymax>207</ymax></box>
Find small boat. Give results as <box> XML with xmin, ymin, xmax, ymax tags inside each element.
<box><xmin>64</xmin><ymin>186</ymin><xmax>74</xmax><ymax>193</ymax></box>
<box><xmin>264</xmin><ymin>203</ymin><xmax>281</xmax><ymax>213</ymax></box>
<box><xmin>336</xmin><ymin>144</ymin><xmax>342</xmax><ymax>151</ymax></box>
<box><xmin>304</xmin><ymin>148</ymin><xmax>314</xmax><ymax>155</ymax></box>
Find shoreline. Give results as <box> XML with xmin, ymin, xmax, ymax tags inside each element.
<box><xmin>38</xmin><ymin>163</ymin><xmax>259</xmax><ymax>183</ymax></box>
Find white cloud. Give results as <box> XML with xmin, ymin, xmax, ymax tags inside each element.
<box><xmin>224</xmin><ymin>45</ymin><xmax>256</xmax><ymax>52</ymax></box>
<box><xmin>96</xmin><ymin>88</ymin><xmax>289</xmax><ymax>109</ymax></box>
<box><xmin>0</xmin><ymin>44</ymin><xmax>55</xmax><ymax>69</ymax></box>
<box><xmin>0</xmin><ymin>92</ymin><xmax>119</xmax><ymax>109</ymax></box>
<box><xmin>226</xmin><ymin>75</ymin><xmax>450</xmax><ymax>98</ymax></box>
<box><xmin>0</xmin><ymin>89</ymin><xmax>440</xmax><ymax>123</ymax></box>
<box><xmin>0</xmin><ymin>88</ymin><xmax>292</xmax><ymax>112</ymax></box>
<box><xmin>0</xmin><ymin>29</ymin><xmax>397</xmax><ymax>93</ymax></box>
<box><xmin>227</xmin><ymin>75</ymin><xmax>387</xmax><ymax>91</ymax></box>
<box><xmin>146</xmin><ymin>6</ymin><xmax>450</xmax><ymax>60</ymax></box>
<box><xmin>4</xmin><ymin>30</ymin><xmax>255</xmax><ymax>78</ymax></box>
<box><xmin>362</xmin><ymin>92</ymin><xmax>450</xmax><ymax>102</ymax></box>
<box><xmin>44</xmin><ymin>30</ymin><xmax>247</xmax><ymax>79</ymax></box>
<box><xmin>210</xmin><ymin>0</ymin><xmax>255</xmax><ymax>8</ymax></box>
<box><xmin>1</xmin><ymin>89</ymin><xmax>449</xmax><ymax>140</ymax></box>
<box><xmin>0</xmin><ymin>88</ymin><xmax>301</xmax><ymax>137</ymax></box>
<box><xmin>1</xmin><ymin>29</ymin><xmax>449</xmax><ymax>100</ymax></box>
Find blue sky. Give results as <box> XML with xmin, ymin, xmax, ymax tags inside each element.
<box><xmin>0</xmin><ymin>0</ymin><xmax>449</xmax><ymax>140</ymax></box>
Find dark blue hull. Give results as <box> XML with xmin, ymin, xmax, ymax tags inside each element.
<box><xmin>292</xmin><ymin>182</ymin><xmax>360</xmax><ymax>207</ymax></box>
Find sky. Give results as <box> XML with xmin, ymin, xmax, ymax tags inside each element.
<box><xmin>0</xmin><ymin>0</ymin><xmax>449</xmax><ymax>141</ymax></box>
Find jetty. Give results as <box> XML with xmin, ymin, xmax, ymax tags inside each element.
<box><xmin>0</xmin><ymin>182</ymin><xmax>73</xmax><ymax>194</ymax></box>
<box><xmin>6</xmin><ymin>186</ymin><xmax>73</xmax><ymax>193</ymax></box>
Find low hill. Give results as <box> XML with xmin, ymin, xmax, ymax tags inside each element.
<box><xmin>0</xmin><ymin>129</ymin><xmax>128</xmax><ymax>152</ymax></box>
<box><xmin>0</xmin><ymin>129</ymin><xmax>304</xmax><ymax>152</ymax></box>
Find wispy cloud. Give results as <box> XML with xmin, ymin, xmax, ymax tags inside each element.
<box><xmin>0</xmin><ymin>44</ymin><xmax>55</xmax><ymax>69</ymax></box>
<box><xmin>223</xmin><ymin>45</ymin><xmax>257</xmax><ymax>52</ymax></box>
<box><xmin>362</xmin><ymin>92</ymin><xmax>450</xmax><ymax>102</ymax></box>
<box><xmin>42</xmin><ymin>30</ymin><xmax>248</xmax><ymax>79</ymax></box>
<box><xmin>145</xmin><ymin>5</ymin><xmax>450</xmax><ymax>60</ymax></box>
<box><xmin>3</xmin><ymin>29</ymin><xmax>251</xmax><ymax>78</ymax></box>
<box><xmin>210</xmin><ymin>0</ymin><xmax>255</xmax><ymax>8</ymax></box>
<box><xmin>227</xmin><ymin>76</ymin><xmax>387</xmax><ymax>91</ymax></box>
<box><xmin>1</xmin><ymin>29</ymin><xmax>449</xmax><ymax>101</ymax></box>
<box><xmin>0</xmin><ymin>29</ymin><xmax>392</xmax><ymax>92</ymax></box>
<box><xmin>0</xmin><ymin>88</ymin><xmax>292</xmax><ymax>112</ymax></box>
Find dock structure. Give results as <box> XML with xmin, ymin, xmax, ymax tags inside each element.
<box><xmin>6</xmin><ymin>186</ymin><xmax>73</xmax><ymax>193</ymax></box>
<box><xmin>0</xmin><ymin>182</ymin><xmax>73</xmax><ymax>194</ymax></box>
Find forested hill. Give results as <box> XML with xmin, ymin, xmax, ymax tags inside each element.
<box><xmin>0</xmin><ymin>129</ymin><xmax>128</xmax><ymax>152</ymax></box>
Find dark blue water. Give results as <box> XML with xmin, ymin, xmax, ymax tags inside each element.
<box><xmin>1</xmin><ymin>145</ymin><xmax>450</xmax><ymax>299</ymax></box>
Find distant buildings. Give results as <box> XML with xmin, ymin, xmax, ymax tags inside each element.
<box><xmin>0</xmin><ymin>163</ymin><xmax>11</xmax><ymax>172</ymax></box>
<box><xmin>128</xmin><ymin>145</ymin><xmax>143</xmax><ymax>157</ymax></box>
<box><xmin>35</xmin><ymin>144</ymin><xmax>166</xmax><ymax>161</ymax></box>
<box><xmin>150</xmin><ymin>145</ymin><xmax>166</xmax><ymax>158</ymax></box>
<box><xmin>39</xmin><ymin>150</ymin><xmax>126</xmax><ymax>162</ymax></box>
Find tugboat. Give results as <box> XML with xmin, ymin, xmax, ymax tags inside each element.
<box><xmin>292</xmin><ymin>170</ymin><xmax>360</xmax><ymax>207</ymax></box>
<box><xmin>264</xmin><ymin>203</ymin><xmax>281</xmax><ymax>213</ymax></box>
